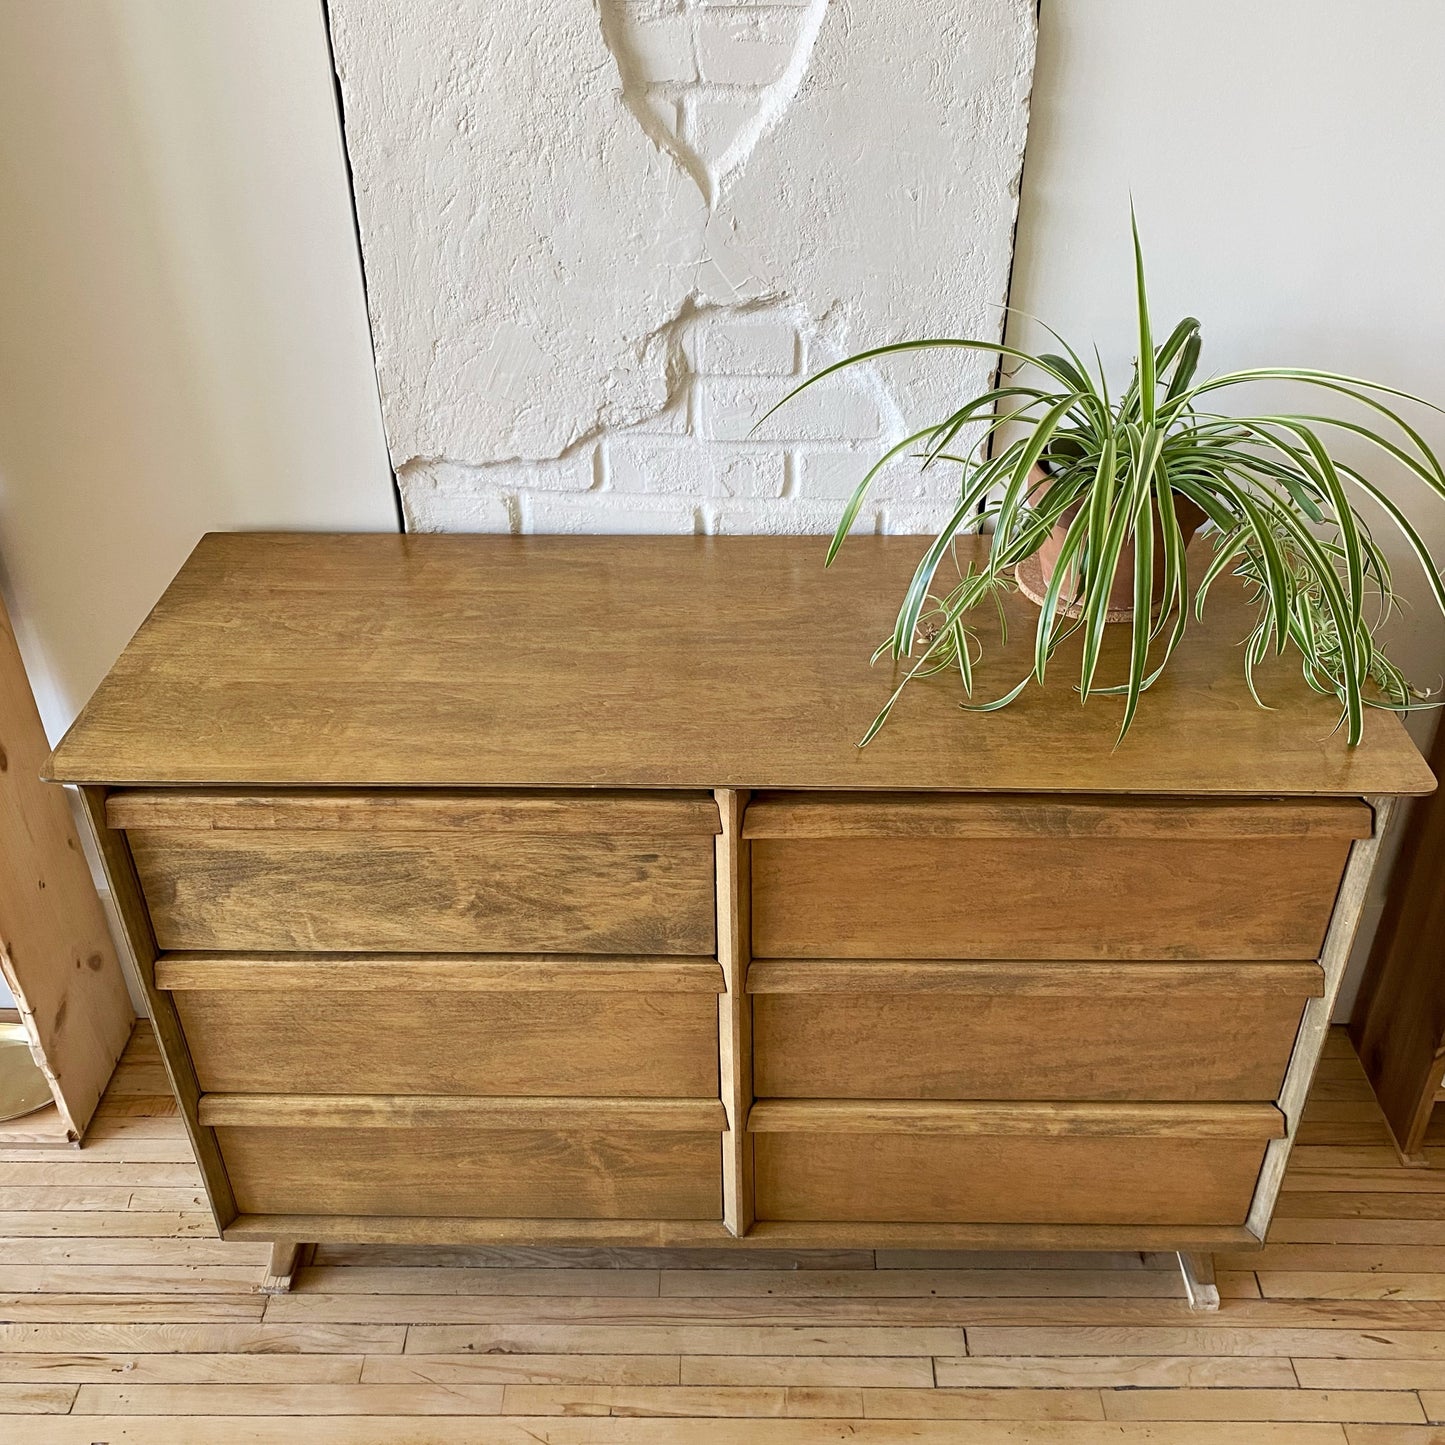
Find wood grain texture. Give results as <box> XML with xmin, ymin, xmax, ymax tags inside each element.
<box><xmin>752</xmin><ymin>985</ymin><xmax>1312</xmax><ymax>1101</ymax></box>
<box><xmin>222</xmin><ymin>1215</ymin><xmax>738</xmax><ymax>1247</ymax></box>
<box><xmin>754</xmin><ymin>1132</ymin><xmax>1275</xmax><ymax>1226</ymax></box>
<box><xmin>198</xmin><ymin>1096</ymin><xmax>726</xmax><ymax>1132</ymax></box>
<box><xmin>154</xmin><ymin>954</ymin><xmax>724</xmax><ymax>993</ymax></box>
<box><xmin>126</xmin><ymin>826</ymin><xmax>716</xmax><ymax>954</ymax></box>
<box><xmin>747</xmin><ymin>1101</ymin><xmax>1286</xmax><ymax>1140</ymax></box>
<box><xmin>1352</xmin><ymin>723</ymin><xmax>1445</xmax><ymax>1153</ymax></box>
<box><xmin>751</xmin><ymin>833</ymin><xmax>1352</xmax><ymax>960</ymax></box>
<box><xmin>44</xmin><ymin>533</ymin><xmax>1432</xmax><ymax>795</ymax></box>
<box><xmin>743</xmin><ymin>793</ymin><xmax>1375</xmax><ymax>839</ymax></box>
<box><xmin>106</xmin><ymin>789</ymin><xmax>721</xmax><ymax>834</ymax></box>
<box><xmin>0</xmin><ymin>598</ymin><xmax>133</xmax><ymax>1140</ymax></box>
<box><xmin>214</xmin><ymin>1127</ymin><xmax>723</xmax><ymax>1220</ymax></box>
<box><xmin>74</xmin><ymin>789</ymin><xmax>237</xmax><ymax>1232</ymax></box>
<box><xmin>1249</xmin><ymin>797</ymin><xmax>1396</xmax><ymax>1237</ymax></box>
<box><xmin>747</xmin><ymin>959</ymin><xmax>1324</xmax><ymax>996</ymax></box>
<box><xmin>173</xmin><ymin>988</ymin><xmax>721</xmax><ymax>1097</ymax></box>
<box><xmin>714</xmin><ymin>790</ymin><xmax>753</xmax><ymax>1238</ymax></box>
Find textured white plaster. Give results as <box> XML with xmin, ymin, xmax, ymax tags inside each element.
<box><xmin>328</xmin><ymin>0</ymin><xmax>1036</xmax><ymax>534</ymax></box>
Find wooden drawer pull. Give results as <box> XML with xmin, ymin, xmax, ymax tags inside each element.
<box><xmin>742</xmin><ymin>793</ymin><xmax>1373</xmax><ymax>840</ymax></box>
<box><xmin>199</xmin><ymin>1094</ymin><xmax>727</xmax><ymax>1132</ymax></box>
<box><xmin>157</xmin><ymin>953</ymin><xmax>725</xmax><ymax>993</ymax></box>
<box><xmin>746</xmin><ymin>959</ymin><xmax>1325</xmax><ymax>996</ymax></box>
<box><xmin>107</xmin><ymin>789</ymin><xmax>722</xmax><ymax>834</ymax></box>
<box><xmin>746</xmin><ymin>1100</ymin><xmax>1286</xmax><ymax>1140</ymax></box>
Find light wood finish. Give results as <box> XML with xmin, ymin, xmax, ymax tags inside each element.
<box><xmin>1248</xmin><ymin>797</ymin><xmax>1395</xmax><ymax>1238</ymax></box>
<box><xmin>752</xmin><ymin>830</ymin><xmax>1355</xmax><ymax>960</ymax></box>
<box><xmin>1178</xmin><ymin>1251</ymin><xmax>1222</xmax><ymax>1312</ymax></box>
<box><xmin>214</xmin><ymin>1126</ymin><xmax>722</xmax><ymax>1221</ymax></box>
<box><xmin>173</xmin><ymin>987</ymin><xmax>720</xmax><ymax>1097</ymax></box>
<box><xmin>41</xmin><ymin>535</ymin><xmax>1430</xmax><ymax>1275</ymax></box>
<box><xmin>74</xmin><ymin>789</ymin><xmax>237</xmax><ymax>1234</ymax></box>
<box><xmin>198</xmin><ymin>1095</ymin><xmax>726</xmax><ymax>1132</ymax></box>
<box><xmin>0</xmin><ymin>596</ymin><xmax>132</xmax><ymax>1142</ymax></box>
<box><xmin>748</xmin><ymin>1100</ymin><xmax>1286</xmax><ymax>1140</ymax></box>
<box><xmin>218</xmin><ymin>1212</ymin><xmax>1255</xmax><ymax>1252</ymax></box>
<box><xmin>752</xmin><ymin>961</ymin><xmax>1318</xmax><ymax>1100</ymax></box>
<box><xmin>1353</xmin><ymin>723</ymin><xmax>1445</xmax><ymax>1155</ymax></box>
<box><xmin>45</xmin><ymin>533</ymin><xmax>1432</xmax><ymax>795</ymax></box>
<box><xmin>126</xmin><ymin>822</ymin><xmax>717</xmax><ymax>954</ymax></box>
<box><xmin>748</xmin><ymin>958</ymin><xmax>1324</xmax><ymax>995</ymax></box>
<box><xmin>106</xmin><ymin>788</ymin><xmax>720</xmax><ymax>834</ymax></box>
<box><xmin>260</xmin><ymin>1240</ymin><xmax>314</xmax><ymax>1296</ymax></box>
<box><xmin>154</xmin><ymin>953</ymin><xmax>724</xmax><ymax>992</ymax></box>
<box><xmin>714</xmin><ymin>788</ymin><xmax>752</xmax><ymax>1238</ymax></box>
<box><xmin>743</xmin><ymin>792</ymin><xmax>1375</xmax><ymax>839</ymax></box>
<box><xmin>753</xmin><ymin>1131</ymin><xmax>1278</xmax><ymax>1226</ymax></box>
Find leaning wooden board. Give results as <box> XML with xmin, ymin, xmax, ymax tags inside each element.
<box><xmin>45</xmin><ymin>534</ymin><xmax>1434</xmax><ymax>1290</ymax></box>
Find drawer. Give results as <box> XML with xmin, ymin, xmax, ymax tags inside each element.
<box><xmin>200</xmin><ymin>1096</ymin><xmax>725</xmax><ymax>1221</ymax></box>
<box><xmin>749</xmin><ymin>1100</ymin><xmax>1284</xmax><ymax>1226</ymax></box>
<box><xmin>112</xmin><ymin>790</ymin><xmax>719</xmax><ymax>954</ymax></box>
<box><xmin>160</xmin><ymin>954</ymin><xmax>724</xmax><ymax>1098</ymax></box>
<box><xmin>749</xmin><ymin>960</ymin><xmax>1320</xmax><ymax>1101</ymax></box>
<box><xmin>746</xmin><ymin>794</ymin><xmax>1370</xmax><ymax>960</ymax></box>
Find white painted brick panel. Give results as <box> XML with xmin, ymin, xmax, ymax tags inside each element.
<box><xmin>400</xmin><ymin>471</ymin><xmax>515</xmax><ymax>534</ymax></box>
<box><xmin>607</xmin><ymin>438</ymin><xmax>783</xmax><ymax>497</ymax></box>
<box><xmin>700</xmin><ymin>375</ymin><xmax>882</xmax><ymax>442</ymax></box>
<box><xmin>794</xmin><ymin>448</ymin><xmax>945</xmax><ymax>503</ymax></box>
<box><xmin>881</xmin><ymin>500</ymin><xmax>975</xmax><ymax>534</ymax></box>
<box><xmin>331</xmin><ymin>0</ymin><xmax>1036</xmax><ymax>532</ymax></box>
<box><xmin>522</xmin><ymin>490</ymin><xmax>700</xmax><ymax>535</ymax></box>
<box><xmin>692</xmin><ymin>317</ymin><xmax>797</xmax><ymax>376</ymax></box>
<box><xmin>696</xmin><ymin>9</ymin><xmax>799</xmax><ymax>86</ymax></box>
<box><xmin>621</xmin><ymin>11</ymin><xmax>699</xmax><ymax>84</ymax></box>
<box><xmin>706</xmin><ymin>497</ymin><xmax>880</xmax><ymax>536</ymax></box>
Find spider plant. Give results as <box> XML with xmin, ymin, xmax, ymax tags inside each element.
<box><xmin>770</xmin><ymin>216</ymin><xmax>1445</xmax><ymax>746</ymax></box>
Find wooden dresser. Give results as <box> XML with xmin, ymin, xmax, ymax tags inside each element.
<box><xmin>46</xmin><ymin>533</ymin><xmax>1433</xmax><ymax>1295</ymax></box>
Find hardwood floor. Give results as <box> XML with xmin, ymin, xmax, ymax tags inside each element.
<box><xmin>2</xmin><ymin>1024</ymin><xmax>1443</xmax><ymax>1442</ymax></box>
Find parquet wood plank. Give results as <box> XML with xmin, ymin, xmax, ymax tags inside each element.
<box><xmin>0</xmin><ymin>1417</ymin><xmax>1363</xmax><ymax>1443</ymax></box>
<box><xmin>0</xmin><ymin>1353</ymin><xmax>364</xmax><ymax>1383</ymax></box>
<box><xmin>933</xmin><ymin>1355</ymin><xmax>1299</xmax><ymax>1387</ymax></box>
<box><xmin>403</xmin><ymin>1323</ymin><xmax>966</xmax><ymax>1356</ymax></box>
<box><xmin>361</xmin><ymin>1354</ymin><xmax>683</xmax><ymax>1386</ymax></box>
<box><xmin>969</xmin><ymin>1325</ymin><xmax>1445</xmax><ymax>1357</ymax></box>
<box><xmin>2</xmin><ymin>1265</ymin><xmax>273</xmax><ymax>1294</ymax></box>
<box><xmin>0</xmin><ymin>1323</ymin><xmax>406</xmax><ymax>1354</ymax></box>
<box><xmin>71</xmin><ymin>1382</ymin><xmax>508</xmax><ymax>1415</ymax></box>
<box><xmin>678</xmin><ymin>1355</ymin><xmax>934</xmax><ymax>1386</ymax></box>
<box><xmin>0</xmin><ymin>1384</ymin><xmax>78</xmax><ymax>1413</ymax></box>
<box><xmin>1101</xmin><ymin>1389</ymin><xmax>1425</xmax><ymax>1423</ymax></box>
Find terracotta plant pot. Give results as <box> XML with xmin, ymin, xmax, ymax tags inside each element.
<box><xmin>1015</xmin><ymin>466</ymin><xmax>1208</xmax><ymax>622</ymax></box>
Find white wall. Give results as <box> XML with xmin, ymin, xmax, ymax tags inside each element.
<box><xmin>1007</xmin><ymin>0</ymin><xmax>1445</xmax><ymax>1011</ymax></box>
<box><xmin>328</xmin><ymin>0</ymin><xmax>1036</xmax><ymax>536</ymax></box>
<box><xmin>0</xmin><ymin>0</ymin><xmax>397</xmax><ymax>1010</ymax></box>
<box><xmin>0</xmin><ymin>0</ymin><xmax>397</xmax><ymax>744</ymax></box>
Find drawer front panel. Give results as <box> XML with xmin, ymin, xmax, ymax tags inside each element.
<box><xmin>750</xmin><ymin>962</ymin><xmax>1319</xmax><ymax>1101</ymax></box>
<box><xmin>751</xmin><ymin>825</ymin><xmax>1358</xmax><ymax>960</ymax></box>
<box><xmin>175</xmin><ymin>987</ymin><xmax>720</xmax><ymax>1098</ymax></box>
<box><xmin>128</xmin><ymin>826</ymin><xmax>717</xmax><ymax>954</ymax></box>
<box><xmin>216</xmin><ymin>1126</ymin><xmax>722</xmax><ymax>1220</ymax></box>
<box><xmin>753</xmin><ymin>1131</ymin><xmax>1270</xmax><ymax>1226</ymax></box>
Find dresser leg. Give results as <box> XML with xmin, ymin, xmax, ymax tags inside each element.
<box><xmin>260</xmin><ymin>1240</ymin><xmax>314</xmax><ymax>1294</ymax></box>
<box><xmin>1177</xmin><ymin>1250</ymin><xmax>1220</xmax><ymax>1311</ymax></box>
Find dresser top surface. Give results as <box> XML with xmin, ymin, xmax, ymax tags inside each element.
<box><xmin>47</xmin><ymin>532</ymin><xmax>1433</xmax><ymax>796</ymax></box>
